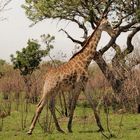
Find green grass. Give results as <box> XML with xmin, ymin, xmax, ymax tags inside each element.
<box><xmin>0</xmin><ymin>100</ymin><xmax>140</xmax><ymax>140</ymax></box>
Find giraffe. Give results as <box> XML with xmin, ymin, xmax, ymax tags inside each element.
<box><xmin>27</xmin><ymin>17</ymin><xmax>110</xmax><ymax>135</ymax></box>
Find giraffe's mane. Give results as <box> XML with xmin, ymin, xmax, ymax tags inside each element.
<box><xmin>69</xmin><ymin>22</ymin><xmax>101</xmax><ymax>60</ymax></box>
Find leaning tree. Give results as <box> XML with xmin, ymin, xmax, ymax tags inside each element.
<box><xmin>22</xmin><ymin>0</ymin><xmax>140</xmax><ymax>132</ymax></box>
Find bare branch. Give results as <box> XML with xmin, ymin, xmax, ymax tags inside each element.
<box><xmin>61</xmin><ymin>17</ymin><xmax>88</xmax><ymax>39</ymax></box>
<box><xmin>114</xmin><ymin>12</ymin><xmax>134</xmax><ymax>29</ymax></box>
<box><xmin>0</xmin><ymin>0</ymin><xmax>12</xmax><ymax>12</ymax></box>
<box><xmin>0</xmin><ymin>0</ymin><xmax>12</xmax><ymax>21</ymax></box>
<box><xmin>99</xmin><ymin>20</ymin><xmax>138</xmax><ymax>55</ymax></box>
<box><xmin>112</xmin><ymin>25</ymin><xmax>140</xmax><ymax>64</ymax></box>
<box><xmin>99</xmin><ymin>30</ymin><xmax>120</xmax><ymax>55</ymax></box>
<box><xmin>119</xmin><ymin>20</ymin><xmax>137</xmax><ymax>32</ymax></box>
<box><xmin>59</xmin><ymin>29</ymin><xmax>83</xmax><ymax>45</ymax></box>
<box><xmin>121</xmin><ymin>26</ymin><xmax>140</xmax><ymax>58</ymax></box>
<box><xmin>111</xmin><ymin>25</ymin><xmax>140</xmax><ymax>80</ymax></box>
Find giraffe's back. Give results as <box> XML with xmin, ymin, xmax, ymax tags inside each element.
<box><xmin>43</xmin><ymin>62</ymin><xmax>88</xmax><ymax>94</ymax></box>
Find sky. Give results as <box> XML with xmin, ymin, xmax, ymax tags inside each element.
<box><xmin>0</xmin><ymin>0</ymin><xmax>139</xmax><ymax>62</ymax></box>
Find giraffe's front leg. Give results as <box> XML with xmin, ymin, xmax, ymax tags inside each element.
<box><xmin>27</xmin><ymin>97</ymin><xmax>46</xmax><ymax>135</ymax></box>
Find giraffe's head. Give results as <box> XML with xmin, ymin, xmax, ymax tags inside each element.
<box><xmin>99</xmin><ymin>18</ymin><xmax>111</xmax><ymax>32</ymax></box>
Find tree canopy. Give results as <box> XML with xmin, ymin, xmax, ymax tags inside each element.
<box><xmin>23</xmin><ymin>0</ymin><xmax>140</xmax><ymax>94</ymax></box>
<box><xmin>11</xmin><ymin>35</ymin><xmax>54</xmax><ymax>76</ymax></box>
<box><xmin>22</xmin><ymin>0</ymin><xmax>140</xmax><ymax>68</ymax></box>
<box><xmin>23</xmin><ymin>0</ymin><xmax>140</xmax><ymax>36</ymax></box>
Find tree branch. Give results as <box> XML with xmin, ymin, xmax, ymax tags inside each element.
<box><xmin>99</xmin><ymin>30</ymin><xmax>120</xmax><ymax>55</ymax></box>
<box><xmin>119</xmin><ymin>20</ymin><xmax>137</xmax><ymax>32</ymax></box>
<box><xmin>111</xmin><ymin>25</ymin><xmax>140</xmax><ymax>80</ymax></box>
<box><xmin>99</xmin><ymin>20</ymin><xmax>138</xmax><ymax>55</ymax></box>
<box><xmin>120</xmin><ymin>25</ymin><xmax>140</xmax><ymax>59</ymax></box>
<box><xmin>113</xmin><ymin>12</ymin><xmax>134</xmax><ymax>29</ymax></box>
<box><xmin>59</xmin><ymin>29</ymin><xmax>83</xmax><ymax>45</ymax></box>
<box><xmin>0</xmin><ymin>0</ymin><xmax>12</xmax><ymax>12</ymax></box>
<box><xmin>62</xmin><ymin>17</ymin><xmax>88</xmax><ymax>39</ymax></box>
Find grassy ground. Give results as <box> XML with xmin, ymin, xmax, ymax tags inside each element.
<box><xmin>0</xmin><ymin>100</ymin><xmax>140</xmax><ymax>140</ymax></box>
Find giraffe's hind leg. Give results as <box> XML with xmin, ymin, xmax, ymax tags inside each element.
<box><xmin>49</xmin><ymin>97</ymin><xmax>65</xmax><ymax>133</ymax></box>
<box><xmin>67</xmin><ymin>92</ymin><xmax>80</xmax><ymax>133</ymax></box>
<box><xmin>84</xmin><ymin>91</ymin><xmax>104</xmax><ymax>132</ymax></box>
<box><xmin>27</xmin><ymin>97</ymin><xmax>46</xmax><ymax>135</ymax></box>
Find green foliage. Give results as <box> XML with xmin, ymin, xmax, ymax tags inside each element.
<box><xmin>0</xmin><ymin>59</ymin><xmax>7</xmax><ymax>77</ymax></box>
<box><xmin>0</xmin><ymin>59</ymin><xmax>6</xmax><ymax>66</ymax></box>
<box><xmin>22</xmin><ymin>0</ymin><xmax>139</xmax><ymax>27</ymax></box>
<box><xmin>22</xmin><ymin>0</ymin><xmax>83</xmax><ymax>22</ymax></box>
<box><xmin>11</xmin><ymin>35</ymin><xmax>54</xmax><ymax>76</ymax></box>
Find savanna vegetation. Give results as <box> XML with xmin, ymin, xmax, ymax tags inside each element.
<box><xmin>0</xmin><ymin>56</ymin><xmax>140</xmax><ymax>140</ymax></box>
<box><xmin>0</xmin><ymin>0</ymin><xmax>140</xmax><ymax>140</ymax></box>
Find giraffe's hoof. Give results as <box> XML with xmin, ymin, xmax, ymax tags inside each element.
<box><xmin>27</xmin><ymin>130</ymin><xmax>32</xmax><ymax>135</ymax></box>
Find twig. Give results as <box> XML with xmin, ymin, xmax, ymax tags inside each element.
<box><xmin>105</xmin><ymin>107</ymin><xmax>114</xmax><ymax>137</ymax></box>
<box><xmin>116</xmin><ymin>114</ymin><xmax>124</xmax><ymax>137</ymax></box>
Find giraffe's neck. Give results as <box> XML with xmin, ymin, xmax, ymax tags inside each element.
<box><xmin>70</xmin><ymin>27</ymin><xmax>102</xmax><ymax>69</ymax></box>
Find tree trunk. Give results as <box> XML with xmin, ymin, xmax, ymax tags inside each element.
<box><xmin>94</xmin><ymin>52</ymin><xmax>123</xmax><ymax>94</ymax></box>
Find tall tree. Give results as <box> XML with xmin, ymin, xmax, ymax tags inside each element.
<box><xmin>11</xmin><ymin>35</ymin><xmax>54</xmax><ymax>102</ymax></box>
<box><xmin>22</xmin><ymin>0</ymin><xmax>140</xmax><ymax>132</ymax></box>
<box><xmin>22</xmin><ymin>0</ymin><xmax>140</xmax><ymax>94</ymax></box>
